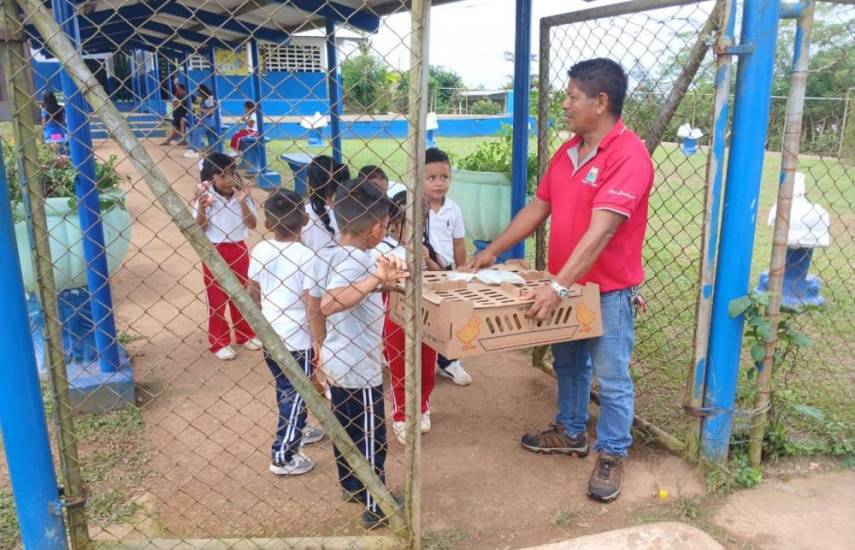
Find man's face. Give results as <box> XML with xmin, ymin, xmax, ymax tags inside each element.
<box><xmin>424</xmin><ymin>161</ymin><xmax>451</xmax><ymax>201</ymax></box>
<box><xmin>561</xmin><ymin>79</ymin><xmax>606</xmax><ymax>134</ymax></box>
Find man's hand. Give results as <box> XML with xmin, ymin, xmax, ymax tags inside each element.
<box><xmin>376</xmin><ymin>255</ymin><xmax>409</xmax><ymax>286</ymax></box>
<box><xmin>526</xmin><ymin>285</ymin><xmax>561</xmax><ymax>321</ymax></box>
<box><xmin>468</xmin><ymin>249</ymin><xmax>498</xmax><ymax>270</ymax></box>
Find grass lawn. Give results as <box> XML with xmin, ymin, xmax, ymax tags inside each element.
<box><xmin>267</xmin><ymin>135</ymin><xmax>854</xmax><ymax>446</ymax></box>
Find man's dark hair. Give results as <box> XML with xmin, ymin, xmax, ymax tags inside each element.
<box><xmin>425</xmin><ymin>147</ymin><xmax>450</xmax><ymax>166</ymax></box>
<box><xmin>359</xmin><ymin>165</ymin><xmax>388</xmax><ymax>182</ymax></box>
<box><xmin>333</xmin><ymin>177</ymin><xmax>392</xmax><ymax>234</ymax></box>
<box><xmin>567</xmin><ymin>58</ymin><xmax>628</xmax><ymax>117</ymax></box>
<box><xmin>264</xmin><ymin>190</ymin><xmax>304</xmax><ymax>235</ymax></box>
<box><xmin>244</xmin><ymin>100</ymin><xmax>255</xmax><ymax>110</ymax></box>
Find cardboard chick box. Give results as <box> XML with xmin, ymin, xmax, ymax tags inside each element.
<box><xmin>390</xmin><ymin>265</ymin><xmax>602</xmax><ymax>359</ymax></box>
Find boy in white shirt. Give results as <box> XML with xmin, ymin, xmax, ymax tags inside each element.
<box><xmin>247</xmin><ymin>190</ymin><xmax>325</xmax><ymax>475</ymax></box>
<box><xmin>314</xmin><ymin>177</ymin><xmax>407</xmax><ymax>529</ymax></box>
<box><xmin>424</xmin><ymin>147</ymin><xmax>473</xmax><ymax>386</ymax></box>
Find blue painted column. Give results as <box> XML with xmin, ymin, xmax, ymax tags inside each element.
<box><xmin>129</xmin><ymin>51</ymin><xmax>141</xmax><ymax>109</ymax></box>
<box><xmin>0</xmin><ymin>147</ymin><xmax>69</xmax><ymax>550</ymax></box>
<box><xmin>206</xmin><ymin>47</ymin><xmax>224</xmax><ymax>152</ymax></box>
<box><xmin>248</xmin><ymin>40</ymin><xmax>281</xmax><ymax>188</ymax></box>
<box><xmin>509</xmin><ymin>0</ymin><xmax>532</xmax><ymax>259</ymax></box>
<box><xmin>151</xmin><ymin>51</ymin><xmax>165</xmax><ymax>116</ymax></box>
<box><xmin>325</xmin><ymin>19</ymin><xmax>343</xmax><ymax>164</ymax></box>
<box><xmin>249</xmin><ymin>40</ymin><xmax>268</xmax><ymax>168</ymax></box>
<box><xmin>701</xmin><ymin>0</ymin><xmax>781</xmax><ymax>463</ymax></box>
<box><xmin>52</xmin><ymin>0</ymin><xmax>121</xmax><ymax>373</ymax></box>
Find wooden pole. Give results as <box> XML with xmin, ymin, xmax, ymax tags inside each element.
<box><xmin>0</xmin><ymin>1</ymin><xmax>91</xmax><ymax>546</ymax></box>
<box><xmin>14</xmin><ymin>0</ymin><xmax>406</xmax><ymax>533</ymax></box>
<box><xmin>404</xmin><ymin>1</ymin><xmax>430</xmax><ymax>547</ymax></box>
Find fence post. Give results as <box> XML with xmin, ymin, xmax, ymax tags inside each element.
<box><xmin>325</xmin><ymin>18</ymin><xmax>344</xmax><ymax>164</ymax></box>
<box><xmin>685</xmin><ymin>0</ymin><xmax>736</xmax><ymax>460</ymax></box>
<box><xmin>701</xmin><ymin>0</ymin><xmax>781</xmax><ymax>463</ymax></box>
<box><xmin>1</xmin><ymin>0</ymin><xmax>93</xmax><ymax>542</ymax></box>
<box><xmin>206</xmin><ymin>47</ymin><xmax>224</xmax><ymax>152</ymax></box>
<box><xmin>748</xmin><ymin>1</ymin><xmax>815</xmax><ymax>466</ymax></box>
<box><xmin>405</xmin><ymin>0</ymin><xmax>430</xmax><ymax>546</ymax></box>
<box><xmin>509</xmin><ymin>0</ymin><xmax>531</xmax><ymax>260</ymax></box>
<box><xmin>51</xmin><ymin>0</ymin><xmax>122</xmax><ymax>374</ymax></box>
<box><xmin>0</xmin><ymin>144</ymin><xmax>69</xmax><ymax>550</ymax></box>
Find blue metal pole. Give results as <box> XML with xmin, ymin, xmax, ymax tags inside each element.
<box><xmin>151</xmin><ymin>51</ymin><xmax>164</xmax><ymax>116</ymax></box>
<box><xmin>509</xmin><ymin>0</ymin><xmax>532</xmax><ymax>260</ymax></box>
<box><xmin>0</xmin><ymin>146</ymin><xmax>69</xmax><ymax>550</ymax></box>
<box><xmin>130</xmin><ymin>51</ymin><xmax>141</xmax><ymax>109</ymax></box>
<box><xmin>325</xmin><ymin>19</ymin><xmax>343</xmax><ymax>164</ymax></box>
<box><xmin>207</xmin><ymin>47</ymin><xmax>224</xmax><ymax>152</ymax></box>
<box><xmin>701</xmin><ymin>0</ymin><xmax>781</xmax><ymax>463</ymax></box>
<box><xmin>248</xmin><ymin>40</ymin><xmax>269</xmax><ymax>169</ymax></box>
<box><xmin>52</xmin><ymin>0</ymin><xmax>121</xmax><ymax>373</ymax></box>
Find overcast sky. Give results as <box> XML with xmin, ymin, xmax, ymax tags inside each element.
<box><xmin>366</xmin><ymin>0</ymin><xmax>624</xmax><ymax>89</ymax></box>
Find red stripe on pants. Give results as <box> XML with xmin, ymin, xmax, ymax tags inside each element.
<box><xmin>203</xmin><ymin>241</ymin><xmax>255</xmax><ymax>352</ymax></box>
<box><xmin>383</xmin><ymin>315</ymin><xmax>437</xmax><ymax>422</ymax></box>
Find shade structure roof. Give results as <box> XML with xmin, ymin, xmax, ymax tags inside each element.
<box><xmin>28</xmin><ymin>0</ymin><xmax>465</xmax><ymax>55</ymax></box>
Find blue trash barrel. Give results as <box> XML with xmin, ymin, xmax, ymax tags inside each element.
<box><xmin>280</xmin><ymin>152</ymin><xmax>314</xmax><ymax>195</ymax></box>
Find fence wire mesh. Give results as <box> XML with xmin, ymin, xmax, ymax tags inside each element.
<box><xmin>1</xmin><ymin>0</ymin><xmax>430</xmax><ymax>546</ymax></box>
<box><xmin>538</xmin><ymin>0</ymin><xmax>719</xmax><ymax>438</ymax></box>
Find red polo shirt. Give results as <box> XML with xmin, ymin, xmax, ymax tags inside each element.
<box><xmin>535</xmin><ymin>119</ymin><xmax>654</xmax><ymax>293</ymax></box>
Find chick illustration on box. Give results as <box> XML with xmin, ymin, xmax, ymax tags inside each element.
<box><xmin>456</xmin><ymin>316</ymin><xmax>481</xmax><ymax>350</ymax></box>
<box><xmin>576</xmin><ymin>302</ymin><xmax>597</xmax><ymax>333</ymax></box>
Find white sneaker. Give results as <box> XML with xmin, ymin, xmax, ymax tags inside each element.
<box><xmin>392</xmin><ymin>421</ymin><xmax>406</xmax><ymax>445</ymax></box>
<box><xmin>420</xmin><ymin>412</ymin><xmax>431</xmax><ymax>434</ymax></box>
<box><xmin>243</xmin><ymin>338</ymin><xmax>262</xmax><ymax>351</ymax></box>
<box><xmin>269</xmin><ymin>452</ymin><xmax>314</xmax><ymax>476</ymax></box>
<box><xmin>183</xmin><ymin>150</ymin><xmax>200</xmax><ymax>159</ymax></box>
<box><xmin>438</xmin><ymin>360</ymin><xmax>472</xmax><ymax>386</ymax></box>
<box><xmin>214</xmin><ymin>346</ymin><xmax>236</xmax><ymax>361</ymax></box>
<box><xmin>301</xmin><ymin>425</ymin><xmax>325</xmax><ymax>445</ymax></box>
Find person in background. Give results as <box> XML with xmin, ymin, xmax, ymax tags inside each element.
<box><xmin>359</xmin><ymin>165</ymin><xmax>390</xmax><ymax>193</ymax></box>
<box><xmin>229</xmin><ymin>101</ymin><xmax>259</xmax><ymax>152</ymax></box>
<box><xmin>423</xmin><ymin>147</ymin><xmax>473</xmax><ymax>386</ymax></box>
<box><xmin>193</xmin><ymin>153</ymin><xmax>262</xmax><ymax>360</ymax></box>
<box><xmin>41</xmin><ymin>89</ymin><xmax>67</xmax><ymax>144</ymax></box>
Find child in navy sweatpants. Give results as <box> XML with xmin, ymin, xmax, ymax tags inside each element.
<box><xmin>313</xmin><ymin>177</ymin><xmax>407</xmax><ymax>529</ymax></box>
<box><xmin>248</xmin><ymin>190</ymin><xmax>325</xmax><ymax>475</ymax></box>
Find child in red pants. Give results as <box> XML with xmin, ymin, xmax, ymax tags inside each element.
<box><xmin>374</xmin><ymin>190</ymin><xmax>444</xmax><ymax>445</ymax></box>
<box><xmin>193</xmin><ymin>152</ymin><xmax>261</xmax><ymax>360</ymax></box>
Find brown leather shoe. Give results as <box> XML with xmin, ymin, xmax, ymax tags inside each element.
<box><xmin>587</xmin><ymin>452</ymin><xmax>624</xmax><ymax>503</ymax></box>
<box><xmin>521</xmin><ymin>423</ymin><xmax>589</xmax><ymax>456</ymax></box>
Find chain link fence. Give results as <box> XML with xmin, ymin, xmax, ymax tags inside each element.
<box><xmin>1</xmin><ymin>0</ymin><xmax>431</xmax><ymax>547</ymax></box>
<box><xmin>537</xmin><ymin>0</ymin><xmax>854</xmax><ymax>462</ymax></box>
<box><xmin>537</xmin><ymin>0</ymin><xmax>720</xmax><ymax>439</ymax></box>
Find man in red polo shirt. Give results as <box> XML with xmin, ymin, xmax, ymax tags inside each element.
<box><xmin>471</xmin><ymin>58</ymin><xmax>653</xmax><ymax>502</ymax></box>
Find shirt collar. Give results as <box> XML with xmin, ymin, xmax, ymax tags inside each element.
<box><xmin>565</xmin><ymin>118</ymin><xmax>626</xmax><ymax>173</ymax></box>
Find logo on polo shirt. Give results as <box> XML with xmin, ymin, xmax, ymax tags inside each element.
<box><xmin>583</xmin><ymin>167</ymin><xmax>599</xmax><ymax>187</ymax></box>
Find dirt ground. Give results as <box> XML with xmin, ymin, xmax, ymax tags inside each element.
<box><xmin>78</xmin><ymin>140</ymin><xmax>709</xmax><ymax>548</ymax></box>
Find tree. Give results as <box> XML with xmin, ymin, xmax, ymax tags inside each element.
<box><xmin>339</xmin><ymin>41</ymin><xmax>392</xmax><ymax>114</ymax></box>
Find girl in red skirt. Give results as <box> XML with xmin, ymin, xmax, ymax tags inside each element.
<box><xmin>193</xmin><ymin>153</ymin><xmax>260</xmax><ymax>360</ymax></box>
<box><xmin>373</xmin><ymin>190</ymin><xmax>445</xmax><ymax>444</ymax></box>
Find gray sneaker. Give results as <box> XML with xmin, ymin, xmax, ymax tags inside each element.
<box><xmin>269</xmin><ymin>452</ymin><xmax>314</xmax><ymax>476</ymax></box>
<box><xmin>301</xmin><ymin>425</ymin><xmax>325</xmax><ymax>445</ymax></box>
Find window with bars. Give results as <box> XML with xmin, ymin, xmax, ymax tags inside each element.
<box><xmin>187</xmin><ymin>53</ymin><xmax>211</xmax><ymax>71</ymax></box>
<box><xmin>261</xmin><ymin>44</ymin><xmax>323</xmax><ymax>73</ymax></box>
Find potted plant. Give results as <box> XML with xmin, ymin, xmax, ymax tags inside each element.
<box><xmin>4</xmin><ymin>140</ymin><xmax>132</xmax><ymax>374</ymax></box>
<box><xmin>450</xmin><ymin>124</ymin><xmax>538</xmax><ymax>243</ymax></box>
<box><xmin>5</xmin><ymin>141</ymin><xmax>132</xmax><ymax>292</ymax></box>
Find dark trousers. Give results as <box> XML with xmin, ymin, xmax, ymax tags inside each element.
<box><xmin>330</xmin><ymin>385</ymin><xmax>387</xmax><ymax>513</ymax></box>
<box><xmin>264</xmin><ymin>349</ymin><xmax>313</xmax><ymax>464</ymax></box>
<box><xmin>437</xmin><ymin>354</ymin><xmax>453</xmax><ymax>371</ymax></box>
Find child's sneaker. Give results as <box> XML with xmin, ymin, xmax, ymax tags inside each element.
<box><xmin>269</xmin><ymin>452</ymin><xmax>314</xmax><ymax>476</ymax></box>
<box><xmin>438</xmin><ymin>360</ymin><xmax>472</xmax><ymax>386</ymax></box>
<box><xmin>243</xmin><ymin>338</ymin><xmax>263</xmax><ymax>351</ymax></box>
<box><xmin>420</xmin><ymin>412</ymin><xmax>431</xmax><ymax>433</ymax></box>
<box><xmin>214</xmin><ymin>346</ymin><xmax>236</xmax><ymax>361</ymax></box>
<box><xmin>392</xmin><ymin>421</ymin><xmax>406</xmax><ymax>445</ymax></box>
<box><xmin>302</xmin><ymin>425</ymin><xmax>325</xmax><ymax>445</ymax></box>
<box><xmin>362</xmin><ymin>495</ymin><xmax>404</xmax><ymax>530</ymax></box>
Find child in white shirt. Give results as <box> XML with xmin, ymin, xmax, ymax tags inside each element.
<box><xmin>423</xmin><ymin>147</ymin><xmax>472</xmax><ymax>386</ymax></box>
<box><xmin>248</xmin><ymin>190</ymin><xmax>326</xmax><ymax>476</ymax></box>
